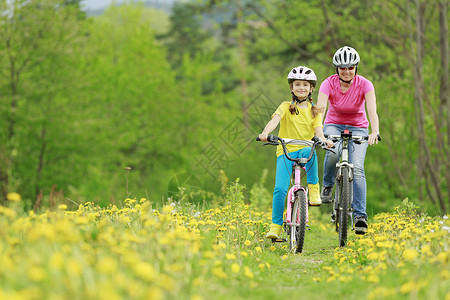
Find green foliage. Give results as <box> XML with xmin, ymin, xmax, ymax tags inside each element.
<box><xmin>0</xmin><ymin>0</ymin><xmax>447</xmax><ymax>214</ymax></box>
<box><xmin>249</xmin><ymin>169</ymin><xmax>271</xmax><ymax>211</ymax></box>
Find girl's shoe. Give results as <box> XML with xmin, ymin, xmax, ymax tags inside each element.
<box><xmin>266</xmin><ymin>224</ymin><xmax>282</xmax><ymax>239</ymax></box>
<box><xmin>308</xmin><ymin>183</ymin><xmax>322</xmax><ymax>206</ymax></box>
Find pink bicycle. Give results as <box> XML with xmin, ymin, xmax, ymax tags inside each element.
<box><xmin>257</xmin><ymin>135</ymin><xmax>332</xmax><ymax>253</ymax></box>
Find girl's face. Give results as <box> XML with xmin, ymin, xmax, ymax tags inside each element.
<box><xmin>338</xmin><ymin>66</ymin><xmax>356</xmax><ymax>82</ymax></box>
<box><xmin>291</xmin><ymin>80</ymin><xmax>312</xmax><ymax>99</ymax></box>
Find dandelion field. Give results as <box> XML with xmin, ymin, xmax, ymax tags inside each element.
<box><xmin>1</xmin><ymin>191</ymin><xmax>449</xmax><ymax>300</ymax></box>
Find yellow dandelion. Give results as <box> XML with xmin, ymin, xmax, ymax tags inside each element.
<box><xmin>400</xmin><ymin>281</ymin><xmax>416</xmax><ymax>294</ymax></box>
<box><xmin>6</xmin><ymin>192</ymin><xmax>21</xmax><ymax>202</ymax></box>
<box><xmin>366</xmin><ymin>275</ymin><xmax>379</xmax><ymax>283</ymax></box>
<box><xmin>402</xmin><ymin>248</ymin><xmax>419</xmax><ymax>261</ymax></box>
<box><xmin>244</xmin><ymin>240</ymin><xmax>252</xmax><ymax>246</ymax></box>
<box><xmin>258</xmin><ymin>263</ymin><xmax>265</xmax><ymax>270</ymax></box>
<box><xmin>225</xmin><ymin>253</ymin><xmax>236</xmax><ymax>260</ymax></box>
<box><xmin>231</xmin><ymin>263</ymin><xmax>240</xmax><ymax>273</ymax></box>
<box><xmin>27</xmin><ymin>266</ymin><xmax>46</xmax><ymax>282</ymax></box>
<box><xmin>255</xmin><ymin>247</ymin><xmax>262</xmax><ymax>253</ymax></box>
<box><xmin>244</xmin><ymin>266</ymin><xmax>254</xmax><ymax>279</ymax></box>
<box><xmin>58</xmin><ymin>204</ymin><xmax>67</xmax><ymax>210</ymax></box>
<box><xmin>248</xmin><ymin>231</ymin><xmax>255</xmax><ymax>236</ymax></box>
<box><xmin>212</xmin><ymin>267</ymin><xmax>227</xmax><ymax>279</ymax></box>
<box><xmin>270</xmin><ymin>246</ymin><xmax>276</xmax><ymax>251</ymax></box>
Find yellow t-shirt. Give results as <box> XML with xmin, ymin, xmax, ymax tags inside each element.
<box><xmin>273</xmin><ymin>101</ymin><xmax>323</xmax><ymax>157</ymax></box>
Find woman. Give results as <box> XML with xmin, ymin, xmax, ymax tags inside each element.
<box><xmin>317</xmin><ymin>46</ymin><xmax>380</xmax><ymax>233</ymax></box>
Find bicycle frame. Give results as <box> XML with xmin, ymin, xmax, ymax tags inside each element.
<box><xmin>286</xmin><ymin>164</ymin><xmax>309</xmax><ymax>226</ymax></box>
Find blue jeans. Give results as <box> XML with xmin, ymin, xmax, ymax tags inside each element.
<box><xmin>322</xmin><ymin>124</ymin><xmax>369</xmax><ymax>219</ymax></box>
<box><xmin>272</xmin><ymin>148</ymin><xmax>318</xmax><ymax>225</ymax></box>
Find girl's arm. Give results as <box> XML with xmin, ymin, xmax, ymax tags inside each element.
<box><xmin>315</xmin><ymin>126</ymin><xmax>334</xmax><ymax>148</ymax></box>
<box><xmin>365</xmin><ymin>90</ymin><xmax>380</xmax><ymax>145</ymax></box>
<box><xmin>259</xmin><ymin>114</ymin><xmax>281</xmax><ymax>141</ymax></box>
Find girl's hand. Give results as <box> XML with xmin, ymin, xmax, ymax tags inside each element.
<box><xmin>368</xmin><ymin>132</ymin><xmax>379</xmax><ymax>145</ymax></box>
<box><xmin>325</xmin><ymin>139</ymin><xmax>334</xmax><ymax>148</ymax></box>
<box><xmin>259</xmin><ymin>133</ymin><xmax>268</xmax><ymax>142</ymax></box>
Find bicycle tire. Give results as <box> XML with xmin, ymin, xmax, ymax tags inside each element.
<box><xmin>290</xmin><ymin>190</ymin><xmax>307</xmax><ymax>253</ymax></box>
<box><xmin>338</xmin><ymin>167</ymin><xmax>350</xmax><ymax>247</ymax></box>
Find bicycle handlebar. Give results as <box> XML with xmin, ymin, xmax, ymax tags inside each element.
<box><xmin>256</xmin><ymin>135</ymin><xmax>332</xmax><ymax>164</ymax></box>
<box><xmin>324</xmin><ymin>132</ymin><xmax>382</xmax><ymax>143</ymax></box>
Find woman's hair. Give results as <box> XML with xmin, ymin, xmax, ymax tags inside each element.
<box><xmin>288</xmin><ymin>82</ymin><xmax>323</xmax><ymax>118</ymax></box>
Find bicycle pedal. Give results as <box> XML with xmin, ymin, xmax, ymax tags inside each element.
<box><xmin>271</xmin><ymin>238</ymin><xmax>287</xmax><ymax>243</ymax></box>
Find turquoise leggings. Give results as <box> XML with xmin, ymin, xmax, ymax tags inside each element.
<box><xmin>271</xmin><ymin>148</ymin><xmax>318</xmax><ymax>225</ymax></box>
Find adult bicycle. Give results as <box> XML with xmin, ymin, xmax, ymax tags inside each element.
<box><xmin>325</xmin><ymin>129</ymin><xmax>381</xmax><ymax>246</ymax></box>
<box><xmin>256</xmin><ymin>135</ymin><xmax>332</xmax><ymax>253</ymax></box>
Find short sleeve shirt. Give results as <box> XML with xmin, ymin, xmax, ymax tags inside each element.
<box><xmin>319</xmin><ymin>74</ymin><xmax>374</xmax><ymax>128</ymax></box>
<box><xmin>272</xmin><ymin>101</ymin><xmax>322</xmax><ymax>157</ymax></box>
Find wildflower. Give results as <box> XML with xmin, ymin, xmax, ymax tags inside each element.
<box><xmin>402</xmin><ymin>249</ymin><xmax>419</xmax><ymax>261</ymax></box>
<box><xmin>225</xmin><ymin>253</ymin><xmax>236</xmax><ymax>260</ymax></box>
<box><xmin>6</xmin><ymin>192</ymin><xmax>21</xmax><ymax>202</ymax></box>
<box><xmin>27</xmin><ymin>266</ymin><xmax>46</xmax><ymax>282</ymax></box>
<box><xmin>231</xmin><ymin>263</ymin><xmax>240</xmax><ymax>273</ymax></box>
<box><xmin>133</xmin><ymin>262</ymin><xmax>155</xmax><ymax>282</ymax></box>
<box><xmin>248</xmin><ymin>231</ymin><xmax>255</xmax><ymax>236</ymax></box>
<box><xmin>255</xmin><ymin>247</ymin><xmax>262</xmax><ymax>253</ymax></box>
<box><xmin>212</xmin><ymin>267</ymin><xmax>227</xmax><ymax>279</ymax></box>
<box><xmin>58</xmin><ymin>204</ymin><xmax>68</xmax><ymax>210</ymax></box>
<box><xmin>244</xmin><ymin>266</ymin><xmax>254</xmax><ymax>279</ymax></box>
<box><xmin>244</xmin><ymin>240</ymin><xmax>251</xmax><ymax>246</ymax></box>
<box><xmin>270</xmin><ymin>246</ymin><xmax>276</xmax><ymax>251</ymax></box>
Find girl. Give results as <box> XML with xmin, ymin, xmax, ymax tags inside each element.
<box><xmin>259</xmin><ymin>66</ymin><xmax>333</xmax><ymax>239</ymax></box>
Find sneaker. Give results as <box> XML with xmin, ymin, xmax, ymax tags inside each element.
<box><xmin>308</xmin><ymin>183</ymin><xmax>321</xmax><ymax>206</ymax></box>
<box><xmin>266</xmin><ymin>223</ymin><xmax>282</xmax><ymax>239</ymax></box>
<box><xmin>354</xmin><ymin>216</ymin><xmax>368</xmax><ymax>235</ymax></box>
<box><xmin>321</xmin><ymin>185</ymin><xmax>333</xmax><ymax>203</ymax></box>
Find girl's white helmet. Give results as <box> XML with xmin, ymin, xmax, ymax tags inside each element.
<box><xmin>287</xmin><ymin>66</ymin><xmax>317</xmax><ymax>86</ymax></box>
<box><xmin>333</xmin><ymin>46</ymin><xmax>360</xmax><ymax>68</ymax></box>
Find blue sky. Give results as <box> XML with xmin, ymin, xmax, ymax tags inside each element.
<box><xmin>80</xmin><ymin>0</ymin><xmax>176</xmax><ymax>11</ymax></box>
<box><xmin>80</xmin><ymin>0</ymin><xmax>120</xmax><ymax>10</ymax></box>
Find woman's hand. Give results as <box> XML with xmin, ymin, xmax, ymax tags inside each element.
<box><xmin>368</xmin><ymin>132</ymin><xmax>379</xmax><ymax>145</ymax></box>
<box><xmin>259</xmin><ymin>133</ymin><xmax>268</xmax><ymax>142</ymax></box>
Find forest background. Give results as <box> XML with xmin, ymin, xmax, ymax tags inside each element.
<box><xmin>0</xmin><ymin>0</ymin><xmax>448</xmax><ymax>215</ymax></box>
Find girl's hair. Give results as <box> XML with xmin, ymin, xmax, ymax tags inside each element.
<box><xmin>288</xmin><ymin>83</ymin><xmax>323</xmax><ymax>118</ymax></box>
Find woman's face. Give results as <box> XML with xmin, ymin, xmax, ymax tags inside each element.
<box><xmin>291</xmin><ymin>80</ymin><xmax>312</xmax><ymax>99</ymax></box>
<box><xmin>338</xmin><ymin>66</ymin><xmax>356</xmax><ymax>82</ymax></box>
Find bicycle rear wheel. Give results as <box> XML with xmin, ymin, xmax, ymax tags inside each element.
<box><xmin>338</xmin><ymin>167</ymin><xmax>350</xmax><ymax>247</ymax></box>
<box><xmin>290</xmin><ymin>190</ymin><xmax>307</xmax><ymax>253</ymax></box>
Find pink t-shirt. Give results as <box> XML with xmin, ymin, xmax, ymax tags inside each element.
<box><xmin>319</xmin><ymin>74</ymin><xmax>374</xmax><ymax>128</ymax></box>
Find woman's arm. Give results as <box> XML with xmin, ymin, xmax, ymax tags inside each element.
<box><xmin>317</xmin><ymin>92</ymin><xmax>329</xmax><ymax>123</ymax></box>
<box><xmin>365</xmin><ymin>90</ymin><xmax>380</xmax><ymax>145</ymax></box>
<box><xmin>258</xmin><ymin>114</ymin><xmax>281</xmax><ymax>141</ymax></box>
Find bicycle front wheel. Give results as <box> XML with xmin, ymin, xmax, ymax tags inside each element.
<box><xmin>338</xmin><ymin>167</ymin><xmax>350</xmax><ymax>247</ymax></box>
<box><xmin>290</xmin><ymin>190</ymin><xmax>308</xmax><ymax>253</ymax></box>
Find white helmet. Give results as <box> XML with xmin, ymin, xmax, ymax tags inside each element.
<box><xmin>333</xmin><ymin>46</ymin><xmax>360</xmax><ymax>68</ymax></box>
<box><xmin>287</xmin><ymin>66</ymin><xmax>317</xmax><ymax>87</ymax></box>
